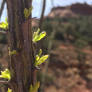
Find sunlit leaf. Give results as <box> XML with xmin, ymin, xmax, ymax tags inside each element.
<box><xmin>28</xmin><ymin>7</ymin><xmax>33</xmax><ymax>16</ymax></box>
<box><xmin>7</xmin><ymin>88</ymin><xmax>12</xmax><ymax>92</ymax></box>
<box><xmin>33</xmin><ymin>28</ymin><xmax>46</xmax><ymax>42</ymax></box>
<box><xmin>0</xmin><ymin>18</ymin><xmax>8</xmax><ymax>30</ymax></box>
<box><xmin>33</xmin><ymin>28</ymin><xmax>40</xmax><ymax>42</ymax></box>
<box><xmin>35</xmin><ymin>55</ymin><xmax>49</xmax><ymax>66</ymax></box>
<box><xmin>0</xmin><ymin>69</ymin><xmax>11</xmax><ymax>80</ymax></box>
<box><xmin>24</xmin><ymin>7</ymin><xmax>33</xmax><ymax>19</ymax></box>
<box><xmin>24</xmin><ymin>8</ymin><xmax>29</xmax><ymax>19</ymax></box>
<box><xmin>36</xmin><ymin>31</ymin><xmax>46</xmax><ymax>41</ymax></box>
<box><xmin>35</xmin><ymin>55</ymin><xmax>40</xmax><ymax>62</ymax></box>
<box><xmin>38</xmin><ymin>49</ymin><xmax>42</xmax><ymax>57</ymax></box>
<box><xmin>5</xmin><ymin>18</ymin><xmax>8</xmax><ymax>27</ymax></box>
<box><xmin>29</xmin><ymin>82</ymin><xmax>40</xmax><ymax>92</ymax></box>
<box><xmin>9</xmin><ymin>50</ymin><xmax>17</xmax><ymax>56</ymax></box>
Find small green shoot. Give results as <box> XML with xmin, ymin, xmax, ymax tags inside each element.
<box><xmin>9</xmin><ymin>50</ymin><xmax>17</xmax><ymax>56</ymax></box>
<box><xmin>24</xmin><ymin>7</ymin><xmax>33</xmax><ymax>19</ymax></box>
<box><xmin>29</xmin><ymin>82</ymin><xmax>40</xmax><ymax>92</ymax></box>
<box><xmin>0</xmin><ymin>18</ymin><xmax>8</xmax><ymax>30</ymax></box>
<box><xmin>35</xmin><ymin>55</ymin><xmax>49</xmax><ymax>67</ymax></box>
<box><xmin>38</xmin><ymin>49</ymin><xmax>42</xmax><ymax>56</ymax></box>
<box><xmin>34</xmin><ymin>49</ymin><xmax>49</xmax><ymax>67</ymax></box>
<box><xmin>8</xmin><ymin>47</ymin><xmax>17</xmax><ymax>56</ymax></box>
<box><xmin>0</xmin><ymin>69</ymin><xmax>11</xmax><ymax>80</ymax></box>
<box><xmin>7</xmin><ymin>88</ymin><xmax>12</xmax><ymax>92</ymax></box>
<box><xmin>33</xmin><ymin>28</ymin><xmax>46</xmax><ymax>43</ymax></box>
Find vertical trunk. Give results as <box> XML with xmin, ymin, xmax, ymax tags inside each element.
<box><xmin>6</xmin><ymin>0</ymin><xmax>35</xmax><ymax>92</ymax></box>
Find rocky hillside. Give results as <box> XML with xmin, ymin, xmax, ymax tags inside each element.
<box><xmin>48</xmin><ymin>3</ymin><xmax>92</xmax><ymax>18</ymax></box>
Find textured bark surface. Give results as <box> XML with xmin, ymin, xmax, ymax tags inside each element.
<box><xmin>6</xmin><ymin>0</ymin><xmax>35</xmax><ymax>92</ymax></box>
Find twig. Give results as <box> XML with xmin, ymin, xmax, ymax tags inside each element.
<box><xmin>40</xmin><ymin>22</ymin><xmax>57</xmax><ymax>92</ymax></box>
<box><xmin>0</xmin><ymin>80</ymin><xmax>9</xmax><ymax>84</ymax></box>
<box><xmin>39</xmin><ymin>0</ymin><xmax>46</xmax><ymax>31</ymax></box>
<box><xmin>0</xmin><ymin>30</ymin><xmax>7</xmax><ymax>34</ymax></box>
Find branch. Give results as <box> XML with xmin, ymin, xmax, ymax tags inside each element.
<box><xmin>24</xmin><ymin>0</ymin><xmax>32</xmax><ymax>8</ymax></box>
<box><xmin>40</xmin><ymin>22</ymin><xmax>57</xmax><ymax>92</ymax></box>
<box><xmin>0</xmin><ymin>80</ymin><xmax>9</xmax><ymax>84</ymax></box>
<box><xmin>0</xmin><ymin>0</ymin><xmax>6</xmax><ymax>19</ymax></box>
<box><xmin>0</xmin><ymin>29</ymin><xmax>7</xmax><ymax>34</ymax></box>
<box><xmin>39</xmin><ymin>0</ymin><xmax>46</xmax><ymax>31</ymax></box>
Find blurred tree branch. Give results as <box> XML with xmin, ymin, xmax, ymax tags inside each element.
<box><xmin>0</xmin><ymin>0</ymin><xmax>6</xmax><ymax>19</ymax></box>
<box><xmin>39</xmin><ymin>0</ymin><xmax>46</xmax><ymax>31</ymax></box>
<box><xmin>0</xmin><ymin>80</ymin><xmax>8</xmax><ymax>84</ymax></box>
<box><xmin>40</xmin><ymin>22</ymin><xmax>57</xmax><ymax>92</ymax></box>
<box><xmin>0</xmin><ymin>29</ymin><xmax>7</xmax><ymax>34</ymax></box>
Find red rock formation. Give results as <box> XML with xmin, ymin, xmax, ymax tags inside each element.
<box><xmin>48</xmin><ymin>3</ymin><xmax>92</xmax><ymax>18</ymax></box>
<box><xmin>71</xmin><ymin>3</ymin><xmax>92</xmax><ymax>15</ymax></box>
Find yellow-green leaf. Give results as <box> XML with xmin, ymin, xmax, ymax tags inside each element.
<box><xmin>29</xmin><ymin>82</ymin><xmax>40</xmax><ymax>92</ymax></box>
<box><xmin>35</xmin><ymin>55</ymin><xmax>40</xmax><ymax>62</ymax></box>
<box><xmin>0</xmin><ymin>18</ymin><xmax>8</xmax><ymax>30</ymax></box>
<box><xmin>24</xmin><ymin>8</ymin><xmax>29</xmax><ymax>19</ymax></box>
<box><xmin>7</xmin><ymin>88</ymin><xmax>12</xmax><ymax>92</ymax></box>
<box><xmin>28</xmin><ymin>7</ymin><xmax>33</xmax><ymax>16</ymax></box>
<box><xmin>24</xmin><ymin>7</ymin><xmax>33</xmax><ymax>19</ymax></box>
<box><xmin>0</xmin><ymin>69</ymin><xmax>11</xmax><ymax>80</ymax></box>
<box><xmin>35</xmin><ymin>55</ymin><xmax>49</xmax><ymax>66</ymax></box>
<box><xmin>5</xmin><ymin>18</ymin><xmax>8</xmax><ymax>27</ymax></box>
<box><xmin>38</xmin><ymin>49</ymin><xmax>42</xmax><ymax>57</ymax></box>
<box><xmin>9</xmin><ymin>50</ymin><xmax>17</xmax><ymax>56</ymax></box>
<box><xmin>33</xmin><ymin>28</ymin><xmax>46</xmax><ymax>42</ymax></box>
<box><xmin>37</xmin><ymin>31</ymin><xmax>46</xmax><ymax>41</ymax></box>
<box><xmin>33</xmin><ymin>28</ymin><xmax>40</xmax><ymax>42</ymax></box>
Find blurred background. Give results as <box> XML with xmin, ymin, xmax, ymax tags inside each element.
<box><xmin>0</xmin><ymin>0</ymin><xmax>92</xmax><ymax>92</ymax></box>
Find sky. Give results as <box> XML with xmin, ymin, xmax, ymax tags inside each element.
<box><xmin>0</xmin><ymin>0</ymin><xmax>92</xmax><ymax>22</ymax></box>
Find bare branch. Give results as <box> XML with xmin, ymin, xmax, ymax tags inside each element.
<box><xmin>0</xmin><ymin>80</ymin><xmax>8</xmax><ymax>84</ymax></box>
<box><xmin>0</xmin><ymin>0</ymin><xmax>6</xmax><ymax>19</ymax></box>
<box><xmin>0</xmin><ymin>31</ymin><xmax>7</xmax><ymax>34</ymax></box>
<box><xmin>0</xmin><ymin>29</ymin><xmax>7</xmax><ymax>34</ymax></box>
<box><xmin>39</xmin><ymin>0</ymin><xmax>46</xmax><ymax>30</ymax></box>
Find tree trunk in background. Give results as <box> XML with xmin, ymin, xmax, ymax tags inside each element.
<box><xmin>6</xmin><ymin>0</ymin><xmax>35</xmax><ymax>92</ymax></box>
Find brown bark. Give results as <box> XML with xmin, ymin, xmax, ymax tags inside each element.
<box><xmin>6</xmin><ymin>0</ymin><xmax>36</xmax><ymax>92</ymax></box>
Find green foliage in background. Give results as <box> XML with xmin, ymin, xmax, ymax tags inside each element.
<box><xmin>42</xmin><ymin>16</ymin><xmax>92</xmax><ymax>48</ymax></box>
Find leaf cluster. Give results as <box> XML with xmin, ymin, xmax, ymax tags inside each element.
<box><xmin>8</xmin><ymin>47</ymin><xmax>17</xmax><ymax>56</ymax></box>
<box><xmin>33</xmin><ymin>28</ymin><xmax>46</xmax><ymax>43</ymax></box>
<box><xmin>24</xmin><ymin>7</ymin><xmax>33</xmax><ymax>19</ymax></box>
<box><xmin>34</xmin><ymin>49</ymin><xmax>49</xmax><ymax>67</ymax></box>
<box><xmin>0</xmin><ymin>18</ymin><xmax>8</xmax><ymax>30</ymax></box>
<box><xmin>0</xmin><ymin>69</ymin><xmax>11</xmax><ymax>80</ymax></box>
<box><xmin>7</xmin><ymin>88</ymin><xmax>12</xmax><ymax>92</ymax></box>
<box><xmin>29</xmin><ymin>82</ymin><xmax>40</xmax><ymax>92</ymax></box>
